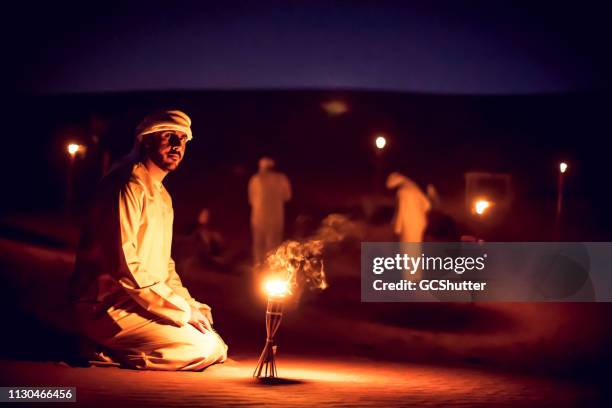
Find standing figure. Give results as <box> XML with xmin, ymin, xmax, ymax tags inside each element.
<box><xmin>248</xmin><ymin>157</ymin><xmax>292</xmax><ymax>265</ymax></box>
<box><xmin>387</xmin><ymin>172</ymin><xmax>431</xmax><ymax>242</ymax></box>
<box><xmin>387</xmin><ymin>172</ymin><xmax>431</xmax><ymax>279</ymax></box>
<box><xmin>70</xmin><ymin>110</ymin><xmax>228</xmax><ymax>371</ymax></box>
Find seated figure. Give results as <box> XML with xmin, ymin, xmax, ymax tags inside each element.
<box><xmin>70</xmin><ymin>110</ymin><xmax>228</xmax><ymax>370</ymax></box>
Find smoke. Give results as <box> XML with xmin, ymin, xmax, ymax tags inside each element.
<box><xmin>315</xmin><ymin>213</ymin><xmax>365</xmax><ymax>243</ymax></box>
<box><xmin>265</xmin><ymin>240</ymin><xmax>327</xmax><ymax>296</ymax></box>
<box><xmin>261</xmin><ymin>214</ymin><xmax>363</xmax><ymax>296</ymax></box>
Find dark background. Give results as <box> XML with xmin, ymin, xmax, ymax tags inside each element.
<box><xmin>8</xmin><ymin>1</ymin><xmax>612</xmax><ymax>93</ymax></box>
<box><xmin>5</xmin><ymin>90</ymin><xmax>611</xmax><ymax>242</ymax></box>
<box><xmin>5</xmin><ymin>1</ymin><xmax>611</xmax><ymax>241</ymax></box>
<box><xmin>1</xmin><ymin>2</ymin><xmax>612</xmax><ymax>393</ymax></box>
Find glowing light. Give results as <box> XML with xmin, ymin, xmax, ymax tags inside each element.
<box><xmin>264</xmin><ymin>279</ymin><xmax>289</xmax><ymax>298</ymax></box>
<box><xmin>67</xmin><ymin>144</ymin><xmax>81</xmax><ymax>156</ymax></box>
<box><xmin>559</xmin><ymin>162</ymin><xmax>568</xmax><ymax>173</ymax></box>
<box><xmin>321</xmin><ymin>100</ymin><xmax>349</xmax><ymax>116</ymax></box>
<box><xmin>474</xmin><ymin>199</ymin><xmax>491</xmax><ymax>215</ymax></box>
<box><xmin>375</xmin><ymin>136</ymin><xmax>387</xmax><ymax>150</ymax></box>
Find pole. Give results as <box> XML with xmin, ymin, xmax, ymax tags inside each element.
<box><xmin>554</xmin><ymin>171</ymin><xmax>564</xmax><ymax>240</ymax></box>
<box><xmin>66</xmin><ymin>154</ymin><xmax>75</xmax><ymax>214</ymax></box>
<box><xmin>374</xmin><ymin>149</ymin><xmax>383</xmax><ymax>193</ymax></box>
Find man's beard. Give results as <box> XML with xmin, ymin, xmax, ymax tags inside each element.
<box><xmin>151</xmin><ymin>151</ymin><xmax>181</xmax><ymax>172</ymax></box>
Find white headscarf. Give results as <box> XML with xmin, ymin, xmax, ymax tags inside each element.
<box><xmin>258</xmin><ymin>157</ymin><xmax>275</xmax><ymax>172</ymax></box>
<box><xmin>135</xmin><ymin>110</ymin><xmax>192</xmax><ymax>141</ymax></box>
<box><xmin>110</xmin><ymin>110</ymin><xmax>193</xmax><ymax>173</ymax></box>
<box><xmin>386</xmin><ymin>172</ymin><xmax>414</xmax><ymax>189</ymax></box>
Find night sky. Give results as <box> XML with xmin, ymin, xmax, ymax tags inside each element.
<box><xmin>11</xmin><ymin>1</ymin><xmax>612</xmax><ymax>94</ymax></box>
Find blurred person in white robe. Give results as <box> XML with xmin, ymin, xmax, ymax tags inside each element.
<box><xmin>387</xmin><ymin>172</ymin><xmax>431</xmax><ymax>280</ymax></box>
<box><xmin>70</xmin><ymin>110</ymin><xmax>227</xmax><ymax>371</ymax></box>
<box><xmin>248</xmin><ymin>157</ymin><xmax>292</xmax><ymax>265</ymax></box>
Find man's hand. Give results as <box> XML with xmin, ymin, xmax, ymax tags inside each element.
<box><xmin>201</xmin><ymin>307</ymin><xmax>213</xmax><ymax>325</ymax></box>
<box><xmin>189</xmin><ymin>305</ymin><xmax>213</xmax><ymax>333</ymax></box>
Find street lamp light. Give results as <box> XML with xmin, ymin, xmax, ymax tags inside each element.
<box><xmin>373</xmin><ymin>134</ymin><xmax>387</xmax><ymax>193</ymax></box>
<box><xmin>67</xmin><ymin>143</ymin><xmax>81</xmax><ymax>156</ymax></box>
<box><xmin>555</xmin><ymin>161</ymin><xmax>569</xmax><ymax>240</ymax></box>
<box><xmin>66</xmin><ymin>143</ymin><xmax>83</xmax><ymax>213</ymax></box>
<box><xmin>474</xmin><ymin>199</ymin><xmax>492</xmax><ymax>216</ymax></box>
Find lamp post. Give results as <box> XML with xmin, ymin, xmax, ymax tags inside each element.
<box><xmin>66</xmin><ymin>143</ymin><xmax>81</xmax><ymax>212</ymax></box>
<box><xmin>473</xmin><ymin>198</ymin><xmax>492</xmax><ymax>216</ymax></box>
<box><xmin>373</xmin><ymin>134</ymin><xmax>387</xmax><ymax>192</ymax></box>
<box><xmin>375</xmin><ymin>135</ymin><xmax>386</xmax><ymax>150</ymax></box>
<box><xmin>254</xmin><ymin>279</ymin><xmax>289</xmax><ymax>379</ymax></box>
<box><xmin>554</xmin><ymin>162</ymin><xmax>568</xmax><ymax>240</ymax></box>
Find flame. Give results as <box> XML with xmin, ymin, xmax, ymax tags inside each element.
<box><xmin>67</xmin><ymin>143</ymin><xmax>81</xmax><ymax>155</ymax></box>
<box><xmin>263</xmin><ymin>240</ymin><xmax>327</xmax><ymax>296</ymax></box>
<box><xmin>474</xmin><ymin>199</ymin><xmax>491</xmax><ymax>215</ymax></box>
<box><xmin>263</xmin><ymin>279</ymin><xmax>290</xmax><ymax>298</ymax></box>
<box><xmin>375</xmin><ymin>136</ymin><xmax>387</xmax><ymax>149</ymax></box>
<box><xmin>259</xmin><ymin>214</ymin><xmax>366</xmax><ymax>298</ymax></box>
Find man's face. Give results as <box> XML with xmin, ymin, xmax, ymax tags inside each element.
<box><xmin>144</xmin><ymin>131</ymin><xmax>188</xmax><ymax>172</ymax></box>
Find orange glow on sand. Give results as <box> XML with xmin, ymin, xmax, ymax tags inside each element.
<box><xmin>215</xmin><ymin>358</ymin><xmax>377</xmax><ymax>384</ymax></box>
<box><xmin>2</xmin><ymin>358</ymin><xmax>585</xmax><ymax>406</ymax></box>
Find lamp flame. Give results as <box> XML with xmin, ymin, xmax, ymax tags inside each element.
<box><xmin>559</xmin><ymin>162</ymin><xmax>568</xmax><ymax>173</ymax></box>
<box><xmin>67</xmin><ymin>143</ymin><xmax>81</xmax><ymax>156</ymax></box>
<box><xmin>375</xmin><ymin>136</ymin><xmax>387</xmax><ymax>150</ymax></box>
<box><xmin>264</xmin><ymin>279</ymin><xmax>290</xmax><ymax>298</ymax></box>
<box><xmin>474</xmin><ymin>199</ymin><xmax>491</xmax><ymax>215</ymax></box>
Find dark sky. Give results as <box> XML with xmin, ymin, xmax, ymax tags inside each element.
<box><xmin>10</xmin><ymin>1</ymin><xmax>612</xmax><ymax>94</ymax></box>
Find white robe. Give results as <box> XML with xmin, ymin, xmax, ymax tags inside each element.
<box><xmin>71</xmin><ymin>162</ymin><xmax>227</xmax><ymax>370</ymax></box>
<box><xmin>391</xmin><ymin>177</ymin><xmax>431</xmax><ymax>280</ymax></box>
<box><xmin>394</xmin><ymin>180</ymin><xmax>431</xmax><ymax>243</ymax></box>
<box><xmin>248</xmin><ymin>170</ymin><xmax>292</xmax><ymax>264</ymax></box>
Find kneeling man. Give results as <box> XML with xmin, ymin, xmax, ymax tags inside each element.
<box><xmin>70</xmin><ymin>110</ymin><xmax>228</xmax><ymax>370</ymax></box>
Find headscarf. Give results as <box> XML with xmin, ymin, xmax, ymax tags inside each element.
<box><xmin>386</xmin><ymin>172</ymin><xmax>414</xmax><ymax>189</ymax></box>
<box><xmin>258</xmin><ymin>157</ymin><xmax>275</xmax><ymax>172</ymax></box>
<box><xmin>135</xmin><ymin>110</ymin><xmax>193</xmax><ymax>141</ymax></box>
<box><xmin>110</xmin><ymin>110</ymin><xmax>193</xmax><ymax>173</ymax></box>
